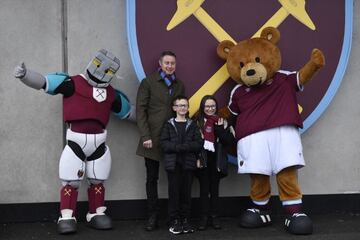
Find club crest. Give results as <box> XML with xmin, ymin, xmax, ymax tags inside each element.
<box><xmin>127</xmin><ymin>0</ymin><xmax>353</xmax><ymax>134</ymax></box>
<box><xmin>93</xmin><ymin>87</ymin><xmax>107</xmax><ymax>103</ymax></box>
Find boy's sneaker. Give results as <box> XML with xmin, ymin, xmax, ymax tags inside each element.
<box><xmin>182</xmin><ymin>218</ymin><xmax>195</xmax><ymax>234</ymax></box>
<box><xmin>169</xmin><ymin>219</ymin><xmax>182</xmax><ymax>235</ymax></box>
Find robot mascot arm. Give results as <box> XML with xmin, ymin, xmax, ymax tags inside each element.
<box><xmin>14</xmin><ymin>62</ymin><xmax>72</xmax><ymax>96</ymax></box>
<box><xmin>112</xmin><ymin>89</ymin><xmax>131</xmax><ymax>119</ymax></box>
<box><xmin>14</xmin><ymin>62</ymin><xmax>47</xmax><ymax>90</ymax></box>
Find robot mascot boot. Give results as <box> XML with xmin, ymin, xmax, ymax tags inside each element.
<box><xmin>58</xmin><ymin>185</ymin><xmax>78</xmax><ymax>234</ymax></box>
<box><xmin>86</xmin><ymin>183</ymin><xmax>112</xmax><ymax>230</ymax></box>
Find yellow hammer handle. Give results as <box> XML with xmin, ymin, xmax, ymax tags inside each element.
<box><xmin>252</xmin><ymin>7</ymin><xmax>289</xmax><ymax>38</ymax></box>
<box><xmin>189</xmin><ymin>65</ymin><xmax>229</xmax><ymax>116</ymax></box>
<box><xmin>194</xmin><ymin>8</ymin><xmax>236</xmax><ymax>43</ymax></box>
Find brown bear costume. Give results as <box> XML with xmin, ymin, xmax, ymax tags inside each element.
<box><xmin>217</xmin><ymin>27</ymin><xmax>325</xmax><ymax>235</ymax></box>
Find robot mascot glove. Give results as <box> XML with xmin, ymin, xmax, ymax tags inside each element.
<box><xmin>14</xmin><ymin>49</ymin><xmax>131</xmax><ymax>234</ymax></box>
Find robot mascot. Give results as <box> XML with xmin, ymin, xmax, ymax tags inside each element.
<box><xmin>14</xmin><ymin>49</ymin><xmax>131</xmax><ymax>234</ymax></box>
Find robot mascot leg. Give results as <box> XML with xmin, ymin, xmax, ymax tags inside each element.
<box><xmin>86</xmin><ymin>144</ymin><xmax>112</xmax><ymax>230</ymax></box>
<box><xmin>58</xmin><ymin>144</ymin><xmax>86</xmax><ymax>234</ymax></box>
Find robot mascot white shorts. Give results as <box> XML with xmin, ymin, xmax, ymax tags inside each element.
<box><xmin>59</xmin><ymin>129</ymin><xmax>111</xmax><ymax>182</ymax></box>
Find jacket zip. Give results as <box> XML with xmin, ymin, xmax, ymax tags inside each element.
<box><xmin>168</xmin><ymin>118</ymin><xmax>192</xmax><ymax>135</ymax></box>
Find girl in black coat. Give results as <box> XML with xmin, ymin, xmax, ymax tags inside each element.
<box><xmin>160</xmin><ymin>96</ymin><xmax>203</xmax><ymax>235</ymax></box>
<box><xmin>195</xmin><ymin>95</ymin><xmax>235</xmax><ymax>230</ymax></box>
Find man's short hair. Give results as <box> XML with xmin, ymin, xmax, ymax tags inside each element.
<box><xmin>160</xmin><ymin>51</ymin><xmax>176</xmax><ymax>60</ymax></box>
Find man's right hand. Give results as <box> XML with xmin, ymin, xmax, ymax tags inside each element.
<box><xmin>14</xmin><ymin>62</ymin><xmax>27</xmax><ymax>79</ymax></box>
<box><xmin>196</xmin><ymin>159</ymin><xmax>203</xmax><ymax>168</ymax></box>
<box><xmin>143</xmin><ymin>139</ymin><xmax>153</xmax><ymax>149</ymax></box>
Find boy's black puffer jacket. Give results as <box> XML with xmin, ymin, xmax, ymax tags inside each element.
<box><xmin>160</xmin><ymin>118</ymin><xmax>203</xmax><ymax>171</ymax></box>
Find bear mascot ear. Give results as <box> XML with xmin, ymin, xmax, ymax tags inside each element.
<box><xmin>260</xmin><ymin>27</ymin><xmax>280</xmax><ymax>45</ymax></box>
<box><xmin>217</xmin><ymin>40</ymin><xmax>235</xmax><ymax>60</ymax></box>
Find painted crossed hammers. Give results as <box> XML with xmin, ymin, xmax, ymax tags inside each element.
<box><xmin>167</xmin><ymin>0</ymin><xmax>316</xmax><ymax>116</ymax></box>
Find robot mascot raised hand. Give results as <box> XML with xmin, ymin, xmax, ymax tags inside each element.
<box><xmin>14</xmin><ymin>49</ymin><xmax>131</xmax><ymax>234</ymax></box>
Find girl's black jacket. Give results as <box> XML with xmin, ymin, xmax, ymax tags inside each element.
<box><xmin>160</xmin><ymin>118</ymin><xmax>203</xmax><ymax>171</ymax></box>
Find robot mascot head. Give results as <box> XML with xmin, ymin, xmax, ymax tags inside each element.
<box><xmin>85</xmin><ymin>49</ymin><xmax>120</xmax><ymax>88</ymax></box>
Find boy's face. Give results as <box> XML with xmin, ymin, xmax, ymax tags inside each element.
<box><xmin>173</xmin><ymin>99</ymin><xmax>189</xmax><ymax>117</ymax></box>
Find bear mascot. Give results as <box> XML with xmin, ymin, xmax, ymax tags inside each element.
<box><xmin>217</xmin><ymin>27</ymin><xmax>325</xmax><ymax>235</ymax></box>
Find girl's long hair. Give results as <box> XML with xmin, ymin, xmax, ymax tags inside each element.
<box><xmin>195</xmin><ymin>95</ymin><xmax>218</xmax><ymax>130</ymax></box>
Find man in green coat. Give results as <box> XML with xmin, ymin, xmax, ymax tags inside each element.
<box><xmin>136</xmin><ymin>51</ymin><xmax>185</xmax><ymax>231</ymax></box>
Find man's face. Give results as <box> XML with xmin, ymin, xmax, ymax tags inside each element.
<box><xmin>159</xmin><ymin>55</ymin><xmax>176</xmax><ymax>75</ymax></box>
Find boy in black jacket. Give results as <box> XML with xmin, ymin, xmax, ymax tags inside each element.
<box><xmin>160</xmin><ymin>96</ymin><xmax>203</xmax><ymax>235</ymax></box>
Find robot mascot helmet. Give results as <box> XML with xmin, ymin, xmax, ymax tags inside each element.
<box><xmin>85</xmin><ymin>49</ymin><xmax>120</xmax><ymax>88</ymax></box>
<box><xmin>14</xmin><ymin>49</ymin><xmax>131</xmax><ymax>234</ymax></box>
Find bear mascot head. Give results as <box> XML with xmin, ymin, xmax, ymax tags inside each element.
<box><xmin>217</xmin><ymin>27</ymin><xmax>325</xmax><ymax>88</ymax></box>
